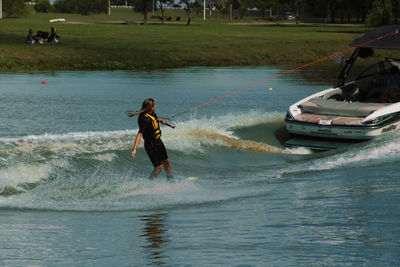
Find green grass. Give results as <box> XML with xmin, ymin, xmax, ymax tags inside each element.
<box><xmin>0</xmin><ymin>8</ymin><xmax>399</xmax><ymax>71</ymax></box>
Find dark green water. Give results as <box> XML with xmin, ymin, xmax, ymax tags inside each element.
<box><xmin>0</xmin><ymin>67</ymin><xmax>399</xmax><ymax>266</ymax></box>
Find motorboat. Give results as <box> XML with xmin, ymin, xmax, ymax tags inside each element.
<box><xmin>284</xmin><ymin>25</ymin><xmax>400</xmax><ymax>150</ymax></box>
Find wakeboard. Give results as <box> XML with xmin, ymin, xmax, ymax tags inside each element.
<box><xmin>185</xmin><ymin>177</ymin><xmax>199</xmax><ymax>182</ymax></box>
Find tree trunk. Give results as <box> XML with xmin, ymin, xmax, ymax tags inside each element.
<box><xmin>160</xmin><ymin>4</ymin><xmax>165</xmax><ymax>24</ymax></box>
<box><xmin>144</xmin><ymin>11</ymin><xmax>148</xmax><ymax>24</ymax></box>
<box><xmin>229</xmin><ymin>3</ymin><xmax>232</xmax><ymax>21</ymax></box>
<box><xmin>185</xmin><ymin>7</ymin><xmax>192</xmax><ymax>25</ymax></box>
<box><xmin>326</xmin><ymin>0</ymin><xmax>329</xmax><ymax>24</ymax></box>
<box><xmin>330</xmin><ymin>7</ymin><xmax>336</xmax><ymax>23</ymax></box>
<box><xmin>361</xmin><ymin>11</ymin><xmax>366</xmax><ymax>23</ymax></box>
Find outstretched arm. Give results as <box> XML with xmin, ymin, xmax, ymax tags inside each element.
<box><xmin>131</xmin><ymin>132</ymin><xmax>143</xmax><ymax>158</ymax></box>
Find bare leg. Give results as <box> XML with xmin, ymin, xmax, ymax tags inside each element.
<box><xmin>162</xmin><ymin>159</ymin><xmax>173</xmax><ymax>180</ymax></box>
<box><xmin>149</xmin><ymin>165</ymin><xmax>163</xmax><ymax>180</ymax></box>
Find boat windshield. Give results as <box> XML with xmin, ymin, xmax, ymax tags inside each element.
<box><xmin>333</xmin><ymin>59</ymin><xmax>400</xmax><ymax>103</ymax></box>
<box><xmin>356</xmin><ymin>59</ymin><xmax>400</xmax><ymax>80</ymax></box>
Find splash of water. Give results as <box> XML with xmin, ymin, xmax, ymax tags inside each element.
<box><xmin>2</xmin><ymin>110</ymin><xmax>397</xmax><ymax>211</ymax></box>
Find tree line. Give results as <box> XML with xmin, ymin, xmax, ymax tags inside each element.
<box><xmin>2</xmin><ymin>0</ymin><xmax>399</xmax><ymax>27</ymax></box>
<box><xmin>1</xmin><ymin>0</ymin><xmax>108</xmax><ymax>16</ymax></box>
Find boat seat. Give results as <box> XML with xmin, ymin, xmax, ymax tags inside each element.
<box><xmin>299</xmin><ymin>99</ymin><xmax>391</xmax><ymax>117</ymax></box>
<box><xmin>293</xmin><ymin>113</ymin><xmax>364</xmax><ymax>125</ymax></box>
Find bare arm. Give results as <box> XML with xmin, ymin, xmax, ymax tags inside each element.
<box><xmin>131</xmin><ymin>132</ymin><xmax>143</xmax><ymax>158</ymax></box>
<box><xmin>158</xmin><ymin>118</ymin><xmax>166</xmax><ymax>125</ymax></box>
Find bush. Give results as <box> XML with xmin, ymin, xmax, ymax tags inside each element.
<box><xmin>3</xmin><ymin>0</ymin><xmax>27</xmax><ymax>18</ymax></box>
<box><xmin>34</xmin><ymin>0</ymin><xmax>53</xmax><ymax>13</ymax></box>
<box><xmin>54</xmin><ymin>0</ymin><xmax>107</xmax><ymax>15</ymax></box>
<box><xmin>366</xmin><ymin>0</ymin><xmax>393</xmax><ymax>26</ymax></box>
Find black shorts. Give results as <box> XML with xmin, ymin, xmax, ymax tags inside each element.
<box><xmin>144</xmin><ymin>139</ymin><xmax>168</xmax><ymax>167</ymax></box>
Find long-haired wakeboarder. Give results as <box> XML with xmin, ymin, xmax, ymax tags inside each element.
<box><xmin>129</xmin><ymin>98</ymin><xmax>174</xmax><ymax>181</ymax></box>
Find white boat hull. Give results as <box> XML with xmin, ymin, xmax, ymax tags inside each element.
<box><xmin>286</xmin><ymin>119</ymin><xmax>400</xmax><ymax>140</ymax></box>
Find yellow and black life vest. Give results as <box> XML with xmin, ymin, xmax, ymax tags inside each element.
<box><xmin>144</xmin><ymin>113</ymin><xmax>161</xmax><ymax>140</ymax></box>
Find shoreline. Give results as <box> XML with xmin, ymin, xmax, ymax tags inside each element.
<box><xmin>0</xmin><ymin>61</ymin><xmax>333</xmax><ymax>72</ymax></box>
<box><xmin>0</xmin><ymin>10</ymin><xmax>396</xmax><ymax>73</ymax></box>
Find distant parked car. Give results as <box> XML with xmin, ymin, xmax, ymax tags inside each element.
<box><xmin>282</xmin><ymin>12</ymin><xmax>296</xmax><ymax>20</ymax></box>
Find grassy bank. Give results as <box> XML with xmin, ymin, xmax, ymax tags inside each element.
<box><xmin>0</xmin><ymin>8</ymin><xmax>398</xmax><ymax>71</ymax></box>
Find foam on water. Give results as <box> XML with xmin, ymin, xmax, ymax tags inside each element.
<box><xmin>0</xmin><ymin>160</ymin><xmax>68</xmax><ymax>195</ymax></box>
<box><xmin>1</xmin><ymin>110</ymin><xmax>399</xmax><ymax>211</ymax></box>
<box><xmin>0</xmin><ymin>111</ymin><xmax>305</xmax><ymax>162</ymax></box>
<box><xmin>118</xmin><ymin>180</ymin><xmax>197</xmax><ymax>197</ymax></box>
<box><xmin>0</xmin><ymin>130</ymin><xmax>136</xmax><ymax>156</ymax></box>
<box><xmin>92</xmin><ymin>153</ymin><xmax>118</xmax><ymax>162</ymax></box>
<box><xmin>282</xmin><ymin>133</ymin><xmax>400</xmax><ymax>177</ymax></box>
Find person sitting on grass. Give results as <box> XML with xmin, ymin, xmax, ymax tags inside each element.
<box><xmin>26</xmin><ymin>29</ymin><xmax>37</xmax><ymax>44</ymax></box>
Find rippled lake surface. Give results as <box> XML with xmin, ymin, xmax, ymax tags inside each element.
<box><xmin>0</xmin><ymin>67</ymin><xmax>399</xmax><ymax>266</ymax></box>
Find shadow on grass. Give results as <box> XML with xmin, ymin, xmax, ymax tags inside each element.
<box><xmin>237</xmin><ymin>23</ymin><xmax>367</xmax><ymax>30</ymax></box>
<box><xmin>164</xmin><ymin>23</ymin><xmax>195</xmax><ymax>27</ymax></box>
<box><xmin>136</xmin><ymin>23</ymin><xmax>191</xmax><ymax>27</ymax></box>
<box><xmin>0</xmin><ymin>30</ymin><xmax>90</xmax><ymax>50</ymax></box>
<box><xmin>0</xmin><ymin>32</ymin><xmax>27</xmax><ymax>45</ymax></box>
<box><xmin>316</xmin><ymin>30</ymin><xmax>366</xmax><ymax>34</ymax></box>
<box><xmin>235</xmin><ymin>23</ymin><xmax>316</xmax><ymax>28</ymax></box>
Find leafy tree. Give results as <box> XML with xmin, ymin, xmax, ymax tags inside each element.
<box><xmin>80</xmin><ymin>0</ymin><xmax>108</xmax><ymax>15</ymax></box>
<box><xmin>54</xmin><ymin>0</ymin><xmax>108</xmax><ymax>15</ymax></box>
<box><xmin>3</xmin><ymin>0</ymin><xmax>27</xmax><ymax>18</ymax></box>
<box><xmin>251</xmin><ymin>0</ymin><xmax>277</xmax><ymax>18</ymax></box>
<box><xmin>301</xmin><ymin>0</ymin><xmax>374</xmax><ymax>24</ymax></box>
<box><xmin>34</xmin><ymin>0</ymin><xmax>53</xmax><ymax>13</ymax></box>
<box><xmin>180</xmin><ymin>0</ymin><xmax>196</xmax><ymax>25</ymax></box>
<box><xmin>366</xmin><ymin>0</ymin><xmax>393</xmax><ymax>26</ymax></box>
<box><xmin>132</xmin><ymin>0</ymin><xmax>153</xmax><ymax>24</ymax></box>
<box><xmin>111</xmin><ymin>0</ymin><xmax>134</xmax><ymax>4</ymax></box>
<box><xmin>218</xmin><ymin>0</ymin><xmax>238</xmax><ymax>21</ymax></box>
<box><xmin>328</xmin><ymin>0</ymin><xmax>339</xmax><ymax>23</ymax></box>
<box><xmin>53</xmin><ymin>0</ymin><xmax>72</xmax><ymax>13</ymax></box>
<box><xmin>292</xmin><ymin>0</ymin><xmax>302</xmax><ymax>24</ymax></box>
<box><xmin>158</xmin><ymin>0</ymin><xmax>174</xmax><ymax>24</ymax></box>
<box><xmin>237</xmin><ymin>0</ymin><xmax>250</xmax><ymax>19</ymax></box>
<box><xmin>192</xmin><ymin>0</ymin><xmax>203</xmax><ymax>16</ymax></box>
<box><xmin>301</xmin><ymin>0</ymin><xmax>336</xmax><ymax>23</ymax></box>
<box><xmin>393</xmin><ymin>0</ymin><xmax>400</xmax><ymax>23</ymax></box>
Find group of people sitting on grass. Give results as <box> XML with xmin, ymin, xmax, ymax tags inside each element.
<box><xmin>27</xmin><ymin>27</ymin><xmax>61</xmax><ymax>45</ymax></box>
